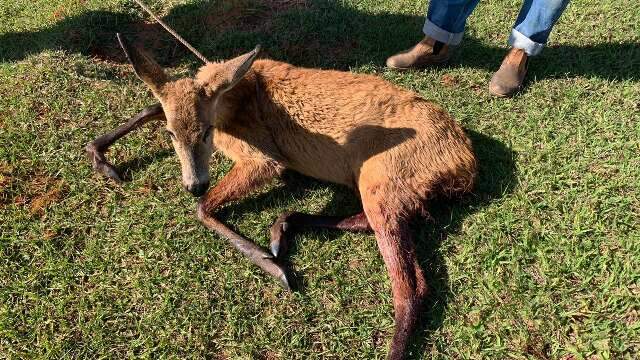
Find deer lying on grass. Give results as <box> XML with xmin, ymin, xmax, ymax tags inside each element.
<box><xmin>86</xmin><ymin>30</ymin><xmax>476</xmax><ymax>360</ymax></box>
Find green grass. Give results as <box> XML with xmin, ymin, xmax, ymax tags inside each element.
<box><xmin>1</xmin><ymin>0</ymin><xmax>638</xmax><ymax>358</ymax></box>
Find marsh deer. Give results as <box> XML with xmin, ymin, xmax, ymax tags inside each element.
<box><xmin>86</xmin><ymin>28</ymin><xmax>476</xmax><ymax>359</ymax></box>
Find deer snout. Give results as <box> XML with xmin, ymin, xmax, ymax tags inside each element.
<box><xmin>184</xmin><ymin>181</ymin><xmax>209</xmax><ymax>197</ymax></box>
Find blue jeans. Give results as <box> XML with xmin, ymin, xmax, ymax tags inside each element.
<box><xmin>423</xmin><ymin>0</ymin><xmax>570</xmax><ymax>56</ymax></box>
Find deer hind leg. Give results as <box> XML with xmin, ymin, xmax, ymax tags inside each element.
<box><xmin>196</xmin><ymin>160</ymin><xmax>292</xmax><ymax>290</ymax></box>
<box><xmin>361</xmin><ymin>186</ymin><xmax>427</xmax><ymax>360</ymax></box>
<box><xmin>269</xmin><ymin>211</ymin><xmax>371</xmax><ymax>258</ymax></box>
<box><xmin>86</xmin><ymin>103</ymin><xmax>164</xmax><ymax>182</ymax></box>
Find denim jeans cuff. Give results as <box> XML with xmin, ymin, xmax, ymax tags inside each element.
<box><xmin>422</xmin><ymin>19</ymin><xmax>464</xmax><ymax>46</ymax></box>
<box><xmin>508</xmin><ymin>29</ymin><xmax>544</xmax><ymax>56</ymax></box>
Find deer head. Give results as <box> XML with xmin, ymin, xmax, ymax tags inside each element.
<box><xmin>117</xmin><ymin>34</ymin><xmax>260</xmax><ymax>196</ymax></box>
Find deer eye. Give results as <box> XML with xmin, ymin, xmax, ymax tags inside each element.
<box><xmin>165</xmin><ymin>129</ymin><xmax>176</xmax><ymax>140</ymax></box>
<box><xmin>202</xmin><ymin>126</ymin><xmax>213</xmax><ymax>142</ymax></box>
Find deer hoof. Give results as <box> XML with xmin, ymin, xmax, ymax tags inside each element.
<box><xmin>278</xmin><ymin>271</ymin><xmax>292</xmax><ymax>291</ymax></box>
<box><xmin>269</xmin><ymin>219</ymin><xmax>290</xmax><ymax>258</ymax></box>
<box><xmin>96</xmin><ymin>161</ymin><xmax>123</xmax><ymax>183</ymax></box>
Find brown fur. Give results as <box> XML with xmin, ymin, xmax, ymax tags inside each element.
<box><xmin>108</xmin><ymin>40</ymin><xmax>477</xmax><ymax>359</ymax></box>
<box><xmin>202</xmin><ymin>60</ymin><xmax>476</xmax><ymax>198</ymax></box>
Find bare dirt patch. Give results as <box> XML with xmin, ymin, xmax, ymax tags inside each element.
<box><xmin>28</xmin><ymin>176</ymin><xmax>66</xmax><ymax>216</ymax></box>
<box><xmin>52</xmin><ymin>6</ymin><xmax>67</xmax><ymax>21</ymax></box>
<box><xmin>206</xmin><ymin>0</ymin><xmax>308</xmax><ymax>32</ymax></box>
<box><xmin>0</xmin><ymin>162</ymin><xmax>14</xmax><ymax>205</ymax></box>
<box><xmin>134</xmin><ymin>178</ymin><xmax>159</xmax><ymax>196</ymax></box>
<box><xmin>441</xmin><ymin>74</ymin><xmax>459</xmax><ymax>87</ymax></box>
<box><xmin>5</xmin><ymin>172</ymin><xmax>66</xmax><ymax>215</ymax></box>
<box><xmin>255</xmin><ymin>350</ymin><xmax>280</xmax><ymax>360</ymax></box>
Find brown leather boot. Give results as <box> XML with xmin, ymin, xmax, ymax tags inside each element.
<box><xmin>489</xmin><ymin>48</ymin><xmax>529</xmax><ymax>97</ymax></box>
<box><xmin>386</xmin><ymin>36</ymin><xmax>451</xmax><ymax>70</ymax></box>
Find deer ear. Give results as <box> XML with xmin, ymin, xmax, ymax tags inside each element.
<box><xmin>205</xmin><ymin>45</ymin><xmax>261</xmax><ymax>94</ymax></box>
<box><xmin>117</xmin><ymin>33</ymin><xmax>168</xmax><ymax>97</ymax></box>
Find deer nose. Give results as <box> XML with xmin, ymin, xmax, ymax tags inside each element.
<box><xmin>185</xmin><ymin>181</ymin><xmax>209</xmax><ymax>197</ymax></box>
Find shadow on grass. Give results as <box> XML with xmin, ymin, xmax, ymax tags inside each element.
<box><xmin>116</xmin><ymin>148</ymin><xmax>173</xmax><ymax>182</ymax></box>
<box><xmin>1</xmin><ymin>1</ymin><xmax>637</xmax><ymax>81</ymax></box>
<box><xmin>406</xmin><ymin>129</ymin><xmax>517</xmax><ymax>358</ymax></box>
<box><xmin>218</xmin><ymin>170</ymin><xmax>360</xmax><ymax>291</ymax></box>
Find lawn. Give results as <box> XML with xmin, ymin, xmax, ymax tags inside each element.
<box><xmin>0</xmin><ymin>0</ymin><xmax>638</xmax><ymax>358</ymax></box>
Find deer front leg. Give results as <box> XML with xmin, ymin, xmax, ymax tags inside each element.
<box><xmin>86</xmin><ymin>103</ymin><xmax>164</xmax><ymax>182</ymax></box>
<box><xmin>196</xmin><ymin>161</ymin><xmax>292</xmax><ymax>290</ymax></box>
